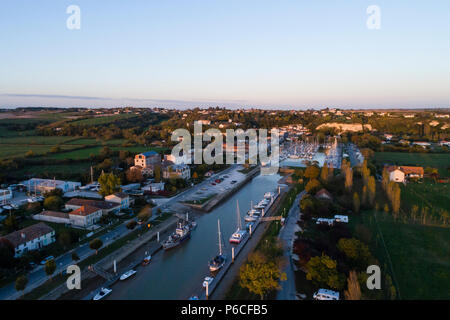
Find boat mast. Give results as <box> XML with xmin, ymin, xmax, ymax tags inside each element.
<box><xmin>236</xmin><ymin>200</ymin><xmax>242</xmax><ymax>230</ymax></box>
<box><xmin>218</xmin><ymin>219</ymin><xmax>222</xmax><ymax>256</ymax></box>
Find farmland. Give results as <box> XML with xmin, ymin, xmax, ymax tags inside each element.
<box><xmin>373</xmin><ymin>152</ymin><xmax>450</xmax><ymax>177</ymax></box>
<box><xmin>69</xmin><ymin>113</ymin><xmax>137</xmax><ymax>125</ymax></box>
<box><xmin>351</xmin><ymin>211</ymin><xmax>450</xmax><ymax>300</ymax></box>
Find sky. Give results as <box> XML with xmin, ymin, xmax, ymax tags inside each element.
<box><xmin>1</xmin><ymin>0</ymin><xmax>450</xmax><ymax>109</ymax></box>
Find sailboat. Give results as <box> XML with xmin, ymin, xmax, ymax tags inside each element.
<box><xmin>209</xmin><ymin>219</ymin><xmax>226</xmax><ymax>272</ymax></box>
<box><xmin>229</xmin><ymin>200</ymin><xmax>248</xmax><ymax>244</ymax></box>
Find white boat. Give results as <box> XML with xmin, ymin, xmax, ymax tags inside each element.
<box><xmin>119</xmin><ymin>269</ymin><xmax>137</xmax><ymax>281</ymax></box>
<box><xmin>93</xmin><ymin>287</ymin><xmax>112</xmax><ymax>300</ymax></box>
<box><xmin>229</xmin><ymin>200</ymin><xmax>248</xmax><ymax>244</ymax></box>
<box><xmin>202</xmin><ymin>276</ymin><xmax>214</xmax><ymax>288</ymax></box>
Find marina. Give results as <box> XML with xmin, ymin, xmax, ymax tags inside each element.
<box><xmin>105</xmin><ymin>173</ymin><xmax>283</xmax><ymax>300</ymax></box>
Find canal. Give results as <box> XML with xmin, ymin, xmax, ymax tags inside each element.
<box><xmin>107</xmin><ymin>172</ymin><xmax>282</xmax><ymax>300</ymax></box>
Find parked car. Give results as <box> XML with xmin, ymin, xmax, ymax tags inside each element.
<box><xmin>40</xmin><ymin>256</ymin><xmax>55</xmax><ymax>265</ymax></box>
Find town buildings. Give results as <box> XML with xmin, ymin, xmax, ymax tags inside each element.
<box><xmin>0</xmin><ymin>223</ymin><xmax>55</xmax><ymax>257</ymax></box>
<box><xmin>21</xmin><ymin>178</ymin><xmax>81</xmax><ymax>194</ymax></box>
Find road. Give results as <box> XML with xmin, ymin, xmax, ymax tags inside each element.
<box><xmin>276</xmin><ymin>190</ymin><xmax>305</xmax><ymax>300</ymax></box>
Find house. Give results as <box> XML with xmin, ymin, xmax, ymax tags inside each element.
<box><xmin>315</xmin><ymin>188</ymin><xmax>333</xmax><ymax>201</ymax></box>
<box><xmin>386</xmin><ymin>166</ymin><xmax>424</xmax><ymax>182</ymax></box>
<box><xmin>130</xmin><ymin>165</ymin><xmax>153</xmax><ymax>176</ymax></box>
<box><xmin>105</xmin><ymin>192</ymin><xmax>130</xmax><ymax>209</ymax></box>
<box><xmin>1</xmin><ymin>223</ymin><xmax>55</xmax><ymax>257</ymax></box>
<box><xmin>389</xmin><ymin>168</ymin><xmax>406</xmax><ymax>183</ymax></box>
<box><xmin>134</xmin><ymin>151</ymin><xmax>161</xmax><ymax>169</ymax></box>
<box><xmin>0</xmin><ymin>188</ymin><xmax>12</xmax><ymax>202</ymax></box>
<box><xmin>412</xmin><ymin>141</ymin><xmax>431</xmax><ymax>148</ymax></box>
<box><xmin>34</xmin><ymin>210</ymin><xmax>71</xmax><ymax>225</ymax></box>
<box><xmin>65</xmin><ymin>198</ymin><xmax>120</xmax><ymax>215</ymax></box>
<box><xmin>142</xmin><ymin>182</ymin><xmax>165</xmax><ymax>193</ymax></box>
<box><xmin>69</xmin><ymin>205</ymin><xmax>103</xmax><ymax>228</ymax></box>
<box><xmin>21</xmin><ymin>178</ymin><xmax>81</xmax><ymax>194</ymax></box>
<box><xmin>163</xmin><ymin>163</ymin><xmax>191</xmax><ymax>180</ymax></box>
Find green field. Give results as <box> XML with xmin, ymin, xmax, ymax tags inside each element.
<box><xmin>373</xmin><ymin>152</ymin><xmax>450</xmax><ymax>177</ymax></box>
<box><xmin>0</xmin><ymin>144</ymin><xmax>78</xmax><ymax>159</ymax></box>
<box><xmin>66</xmin><ymin>138</ymin><xmax>128</xmax><ymax>146</ymax></box>
<box><xmin>0</xmin><ymin>136</ymin><xmax>76</xmax><ymax>145</ymax></box>
<box><xmin>46</xmin><ymin>146</ymin><xmax>104</xmax><ymax>160</ymax></box>
<box><xmin>351</xmin><ymin>211</ymin><xmax>450</xmax><ymax>299</ymax></box>
<box><xmin>70</xmin><ymin>114</ymin><xmax>137</xmax><ymax>125</ymax></box>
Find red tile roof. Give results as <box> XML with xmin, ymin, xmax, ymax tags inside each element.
<box><xmin>70</xmin><ymin>205</ymin><xmax>101</xmax><ymax>216</ymax></box>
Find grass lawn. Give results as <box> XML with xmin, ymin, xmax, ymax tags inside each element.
<box><xmin>373</xmin><ymin>152</ymin><xmax>450</xmax><ymax>177</ymax></box>
<box><xmin>351</xmin><ymin>211</ymin><xmax>450</xmax><ymax>299</ymax></box>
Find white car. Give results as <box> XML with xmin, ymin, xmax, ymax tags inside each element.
<box><xmin>93</xmin><ymin>287</ymin><xmax>112</xmax><ymax>300</ymax></box>
<box><xmin>202</xmin><ymin>276</ymin><xmax>214</xmax><ymax>288</ymax></box>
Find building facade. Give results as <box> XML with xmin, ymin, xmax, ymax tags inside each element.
<box><xmin>1</xmin><ymin>223</ymin><xmax>55</xmax><ymax>257</ymax></box>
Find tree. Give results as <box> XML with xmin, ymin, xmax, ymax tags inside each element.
<box><xmin>306</xmin><ymin>254</ymin><xmax>345</xmax><ymax>290</ymax></box>
<box><xmin>320</xmin><ymin>163</ymin><xmax>329</xmax><ymax>183</ymax></box>
<box><xmin>45</xmin><ymin>259</ymin><xmax>57</xmax><ymax>280</ymax></box>
<box><xmin>71</xmin><ymin>252</ymin><xmax>80</xmax><ymax>262</ymax></box>
<box><xmin>3</xmin><ymin>215</ymin><xmax>18</xmax><ymax>233</ymax></box>
<box><xmin>305</xmin><ymin>179</ymin><xmax>321</xmax><ymax>194</ymax></box>
<box><xmin>353</xmin><ymin>192</ymin><xmax>360</xmax><ymax>214</ymax></box>
<box><xmin>345</xmin><ymin>167</ymin><xmax>353</xmax><ymax>192</ymax></box>
<box><xmin>43</xmin><ymin>195</ymin><xmax>64</xmax><ymax>211</ymax></box>
<box><xmin>89</xmin><ymin>238</ymin><xmax>103</xmax><ymax>254</ymax></box>
<box><xmin>58</xmin><ymin>230</ymin><xmax>72</xmax><ymax>249</ymax></box>
<box><xmin>154</xmin><ymin>165</ymin><xmax>162</xmax><ymax>183</ymax></box>
<box><xmin>15</xmin><ymin>275</ymin><xmax>28</xmax><ymax>297</ymax></box>
<box><xmin>25</xmin><ymin>150</ymin><xmax>34</xmax><ymax>158</ymax></box>
<box><xmin>98</xmin><ymin>172</ymin><xmax>121</xmax><ymax>197</ymax></box>
<box><xmin>304</xmin><ymin>165</ymin><xmax>320</xmax><ymax>180</ymax></box>
<box><xmin>367</xmin><ymin>176</ymin><xmax>376</xmax><ymax>207</ymax></box>
<box><xmin>0</xmin><ymin>238</ymin><xmax>15</xmax><ymax>268</ymax></box>
<box><xmin>337</xmin><ymin>238</ymin><xmax>372</xmax><ymax>270</ymax></box>
<box><xmin>239</xmin><ymin>252</ymin><xmax>286</xmax><ymax>300</ymax></box>
<box><xmin>126</xmin><ymin>220</ymin><xmax>137</xmax><ymax>230</ymax></box>
<box><xmin>344</xmin><ymin>270</ymin><xmax>362</xmax><ymax>300</ymax></box>
<box><xmin>137</xmin><ymin>209</ymin><xmax>151</xmax><ymax>223</ymax></box>
<box><xmin>126</xmin><ymin>168</ymin><xmax>143</xmax><ymax>183</ymax></box>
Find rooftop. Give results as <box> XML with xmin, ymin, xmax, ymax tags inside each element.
<box><xmin>1</xmin><ymin>222</ymin><xmax>54</xmax><ymax>248</ymax></box>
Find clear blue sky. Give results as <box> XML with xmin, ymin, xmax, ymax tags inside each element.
<box><xmin>1</xmin><ymin>0</ymin><xmax>449</xmax><ymax>109</ymax></box>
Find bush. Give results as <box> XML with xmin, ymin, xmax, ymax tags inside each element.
<box><xmin>126</xmin><ymin>220</ymin><xmax>137</xmax><ymax>230</ymax></box>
